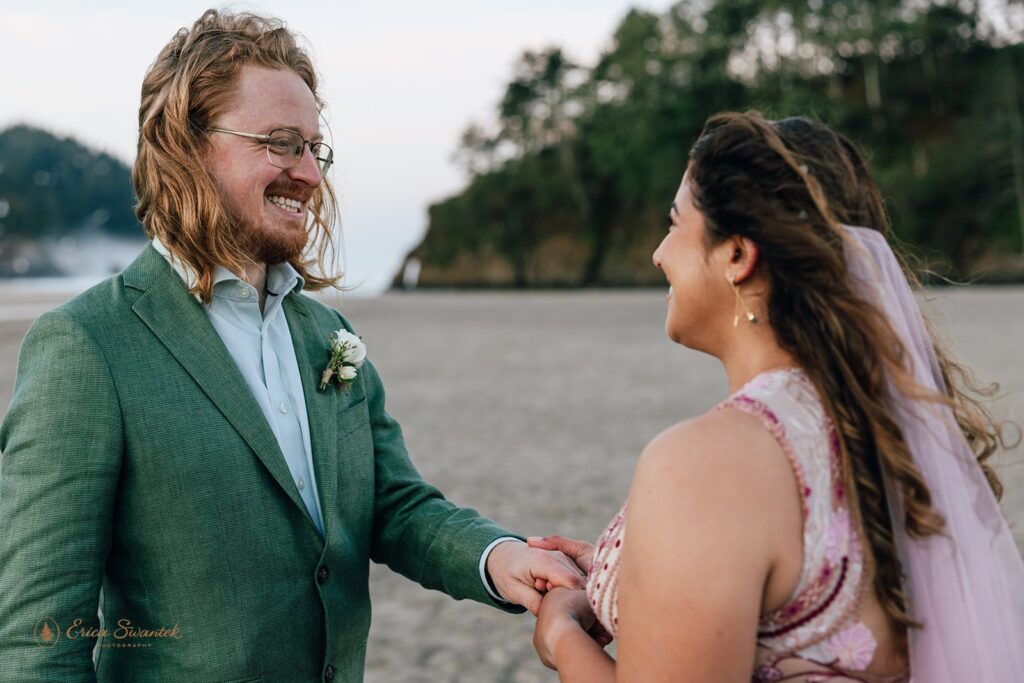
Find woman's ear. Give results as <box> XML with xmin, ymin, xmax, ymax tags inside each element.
<box><xmin>727</xmin><ymin>237</ymin><xmax>759</xmax><ymax>285</ymax></box>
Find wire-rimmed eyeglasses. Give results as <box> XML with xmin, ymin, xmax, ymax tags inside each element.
<box><xmin>206</xmin><ymin>127</ymin><xmax>334</xmax><ymax>174</ymax></box>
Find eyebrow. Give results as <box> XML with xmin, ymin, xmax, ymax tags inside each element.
<box><xmin>269</xmin><ymin>125</ymin><xmax>324</xmax><ymax>142</ymax></box>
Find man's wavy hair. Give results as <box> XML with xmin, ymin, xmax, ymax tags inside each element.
<box><xmin>133</xmin><ymin>9</ymin><xmax>340</xmax><ymax>302</ymax></box>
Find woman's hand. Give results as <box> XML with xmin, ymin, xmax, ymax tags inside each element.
<box><xmin>533</xmin><ymin>588</ymin><xmax>598</xmax><ymax>669</ymax></box>
<box><xmin>527</xmin><ymin>535</ymin><xmax>596</xmax><ymax>591</ymax></box>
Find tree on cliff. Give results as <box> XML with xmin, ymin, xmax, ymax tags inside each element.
<box><xmin>0</xmin><ymin>125</ymin><xmax>141</xmax><ymax>241</ymax></box>
<box><xmin>404</xmin><ymin>0</ymin><xmax>1024</xmax><ymax>288</ymax></box>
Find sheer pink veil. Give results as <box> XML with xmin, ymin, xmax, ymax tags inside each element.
<box><xmin>841</xmin><ymin>225</ymin><xmax>1024</xmax><ymax>682</ymax></box>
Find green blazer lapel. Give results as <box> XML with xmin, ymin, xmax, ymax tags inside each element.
<box><xmin>124</xmin><ymin>246</ymin><xmax>314</xmax><ymax>527</ymax></box>
<box><xmin>284</xmin><ymin>295</ymin><xmax>338</xmax><ymax>536</ymax></box>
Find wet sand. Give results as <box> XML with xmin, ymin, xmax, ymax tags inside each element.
<box><xmin>1</xmin><ymin>286</ymin><xmax>1021</xmax><ymax>682</ymax></box>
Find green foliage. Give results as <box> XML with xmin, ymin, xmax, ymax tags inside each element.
<box><xmin>414</xmin><ymin>0</ymin><xmax>1024</xmax><ymax>285</ymax></box>
<box><xmin>0</xmin><ymin>125</ymin><xmax>141</xmax><ymax>240</ymax></box>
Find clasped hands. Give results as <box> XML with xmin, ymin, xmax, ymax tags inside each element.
<box><xmin>486</xmin><ymin>534</ymin><xmax>611</xmax><ymax>670</ymax></box>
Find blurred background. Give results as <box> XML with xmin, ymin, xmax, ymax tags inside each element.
<box><xmin>1</xmin><ymin>0</ymin><xmax>1022</xmax><ymax>291</ymax></box>
<box><xmin>2</xmin><ymin>2</ymin><xmax>1023</xmax><ymax>681</ymax></box>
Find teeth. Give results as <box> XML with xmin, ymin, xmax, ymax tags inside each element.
<box><xmin>267</xmin><ymin>195</ymin><xmax>303</xmax><ymax>212</ymax></box>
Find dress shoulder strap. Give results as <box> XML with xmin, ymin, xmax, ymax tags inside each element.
<box><xmin>718</xmin><ymin>369</ymin><xmax>869</xmax><ymax>656</ymax></box>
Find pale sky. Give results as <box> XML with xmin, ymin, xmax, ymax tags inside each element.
<box><xmin>0</xmin><ymin>1</ymin><xmax>676</xmax><ymax>293</ymax></box>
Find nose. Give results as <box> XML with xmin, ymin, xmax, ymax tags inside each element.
<box><xmin>652</xmin><ymin>241</ymin><xmax>663</xmax><ymax>270</ymax></box>
<box><xmin>287</xmin><ymin>143</ymin><xmax>322</xmax><ymax>187</ymax></box>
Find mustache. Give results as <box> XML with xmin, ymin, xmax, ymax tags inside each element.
<box><xmin>265</xmin><ymin>181</ymin><xmax>316</xmax><ymax>203</ymax></box>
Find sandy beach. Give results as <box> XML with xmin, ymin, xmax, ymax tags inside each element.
<box><xmin>1</xmin><ymin>286</ymin><xmax>1021</xmax><ymax>682</ymax></box>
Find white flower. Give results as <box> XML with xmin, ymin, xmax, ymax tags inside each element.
<box><xmin>332</xmin><ymin>329</ymin><xmax>366</xmax><ymax>366</ymax></box>
<box><xmin>319</xmin><ymin>329</ymin><xmax>368</xmax><ymax>391</ymax></box>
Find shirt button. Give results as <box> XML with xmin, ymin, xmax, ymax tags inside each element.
<box><xmin>279</xmin><ymin>402</ymin><xmax>288</xmax><ymax>414</ymax></box>
<box><xmin>297</xmin><ymin>478</ymin><xmax>306</xmax><ymax>490</ymax></box>
<box><xmin>324</xmin><ymin>664</ymin><xmax>335</xmax><ymax>681</ymax></box>
<box><xmin>317</xmin><ymin>565</ymin><xmax>330</xmax><ymax>584</ymax></box>
<box><xmin>239</xmin><ymin>287</ymin><xmax>250</xmax><ymax>299</ymax></box>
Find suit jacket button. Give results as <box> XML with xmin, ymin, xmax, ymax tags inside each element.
<box><xmin>317</xmin><ymin>565</ymin><xmax>330</xmax><ymax>584</ymax></box>
<box><xmin>324</xmin><ymin>664</ymin><xmax>335</xmax><ymax>681</ymax></box>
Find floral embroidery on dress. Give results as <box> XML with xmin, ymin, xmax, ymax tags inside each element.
<box><xmin>822</xmin><ymin>622</ymin><xmax>878</xmax><ymax>670</ymax></box>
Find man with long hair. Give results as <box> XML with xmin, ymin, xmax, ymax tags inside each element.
<box><xmin>0</xmin><ymin>10</ymin><xmax>583</xmax><ymax>682</ymax></box>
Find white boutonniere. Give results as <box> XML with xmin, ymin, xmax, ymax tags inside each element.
<box><xmin>319</xmin><ymin>329</ymin><xmax>367</xmax><ymax>391</ymax></box>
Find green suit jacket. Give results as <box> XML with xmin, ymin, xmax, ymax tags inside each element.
<box><xmin>0</xmin><ymin>245</ymin><xmax>520</xmax><ymax>683</ymax></box>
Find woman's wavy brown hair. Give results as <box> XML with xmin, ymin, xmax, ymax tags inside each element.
<box><xmin>132</xmin><ymin>9</ymin><xmax>341</xmax><ymax>303</ymax></box>
<box><xmin>773</xmin><ymin>115</ymin><xmax>1008</xmax><ymax>496</ymax></box>
<box><xmin>687</xmin><ymin>111</ymin><xmax>1010</xmax><ymax>634</ymax></box>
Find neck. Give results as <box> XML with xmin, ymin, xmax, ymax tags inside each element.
<box><xmin>717</xmin><ymin>323</ymin><xmax>800</xmax><ymax>394</ymax></box>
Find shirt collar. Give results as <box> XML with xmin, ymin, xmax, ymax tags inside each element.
<box><xmin>151</xmin><ymin>236</ymin><xmax>305</xmax><ymax>302</ymax></box>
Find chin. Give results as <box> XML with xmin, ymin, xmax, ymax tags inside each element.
<box><xmin>665</xmin><ymin>316</ymin><xmax>702</xmax><ymax>349</ymax></box>
<box><xmin>237</xmin><ymin>220</ymin><xmax>309</xmax><ymax>264</ymax></box>
<box><xmin>255</xmin><ymin>233</ymin><xmax>307</xmax><ymax>264</ymax></box>
<box><xmin>664</xmin><ymin>319</ymin><xmax>684</xmax><ymax>345</ymax></box>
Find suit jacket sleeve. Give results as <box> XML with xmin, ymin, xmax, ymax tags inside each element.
<box><xmin>356</xmin><ymin>354</ymin><xmax>524</xmax><ymax>613</ymax></box>
<box><xmin>0</xmin><ymin>311</ymin><xmax>123</xmax><ymax>682</ymax></box>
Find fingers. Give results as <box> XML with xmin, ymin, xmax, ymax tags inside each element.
<box><xmin>488</xmin><ymin>541</ymin><xmax>588</xmax><ymax>611</ymax></box>
<box><xmin>527</xmin><ymin>535</ymin><xmax>559</xmax><ymax>550</ymax></box>
<box><xmin>528</xmin><ymin>535</ymin><xmax>588</xmax><ymax>558</ymax></box>
<box><xmin>540</xmin><ymin>552</ymin><xmax>587</xmax><ymax>590</ymax></box>
<box><xmin>527</xmin><ymin>535</ymin><xmax>596</xmax><ymax>574</ymax></box>
<box><xmin>540</xmin><ymin>577</ymin><xmax>581</xmax><ymax>593</ymax></box>
<box><xmin>505</xmin><ymin>581</ymin><xmax>543</xmax><ymax>616</ymax></box>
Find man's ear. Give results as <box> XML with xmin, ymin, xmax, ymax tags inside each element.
<box><xmin>728</xmin><ymin>237</ymin><xmax>759</xmax><ymax>285</ymax></box>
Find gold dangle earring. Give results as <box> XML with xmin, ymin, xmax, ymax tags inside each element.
<box><xmin>727</xmin><ymin>273</ymin><xmax>759</xmax><ymax>327</ymax></box>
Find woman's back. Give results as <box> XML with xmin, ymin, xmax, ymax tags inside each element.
<box><xmin>588</xmin><ymin>368</ymin><xmax>909</xmax><ymax>681</ymax></box>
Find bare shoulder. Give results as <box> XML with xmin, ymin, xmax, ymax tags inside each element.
<box><xmin>628</xmin><ymin>405</ymin><xmax>802</xmax><ymax>557</ymax></box>
<box><xmin>636</xmin><ymin>407</ymin><xmax>789</xmax><ymax>491</ymax></box>
<box><xmin>616</xmin><ymin>407</ymin><xmax>800</xmax><ymax>676</ymax></box>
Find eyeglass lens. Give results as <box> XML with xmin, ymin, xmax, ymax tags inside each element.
<box><xmin>266</xmin><ymin>129</ymin><xmax>333</xmax><ymax>173</ymax></box>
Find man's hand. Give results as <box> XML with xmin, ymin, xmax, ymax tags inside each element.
<box><xmin>486</xmin><ymin>540</ymin><xmax>586</xmax><ymax>615</ymax></box>
<box><xmin>527</xmin><ymin>534</ymin><xmax>596</xmax><ymax>576</ymax></box>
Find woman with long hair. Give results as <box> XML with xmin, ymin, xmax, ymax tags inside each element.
<box><xmin>529</xmin><ymin>111</ymin><xmax>1024</xmax><ymax>681</ymax></box>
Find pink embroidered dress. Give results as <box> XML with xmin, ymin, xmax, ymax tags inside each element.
<box><xmin>586</xmin><ymin>368</ymin><xmax>908</xmax><ymax>681</ymax></box>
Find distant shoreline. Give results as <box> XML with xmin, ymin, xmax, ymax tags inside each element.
<box><xmin>3</xmin><ymin>277</ymin><xmax>1023</xmax><ymax>298</ymax></box>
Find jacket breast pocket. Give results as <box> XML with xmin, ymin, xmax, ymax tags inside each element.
<box><xmin>335</xmin><ymin>397</ymin><xmax>375</xmax><ymax>528</ymax></box>
<box><xmin>336</xmin><ymin>395</ymin><xmax>370</xmax><ymax>439</ymax></box>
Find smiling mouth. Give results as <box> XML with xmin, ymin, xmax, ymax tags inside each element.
<box><xmin>266</xmin><ymin>194</ymin><xmax>305</xmax><ymax>215</ymax></box>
